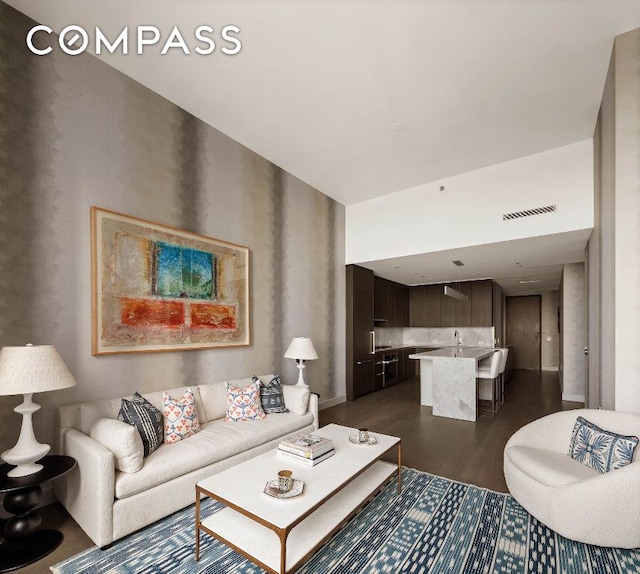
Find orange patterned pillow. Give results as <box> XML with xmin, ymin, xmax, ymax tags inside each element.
<box><xmin>163</xmin><ymin>388</ymin><xmax>201</xmax><ymax>444</ymax></box>
<box><xmin>224</xmin><ymin>381</ymin><xmax>267</xmax><ymax>422</ymax></box>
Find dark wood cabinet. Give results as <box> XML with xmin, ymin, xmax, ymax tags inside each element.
<box><xmin>440</xmin><ymin>286</ymin><xmax>456</xmax><ymax>327</ymax></box>
<box><xmin>410</xmin><ymin>285</ymin><xmax>428</xmax><ymax>327</ymax></box>
<box><xmin>374</xmin><ymin>276</ymin><xmax>388</xmax><ymax>323</ymax></box>
<box><xmin>353</xmin><ymin>358</ymin><xmax>374</xmax><ymax>397</ymax></box>
<box><xmin>409</xmin><ymin>280</ymin><xmax>496</xmax><ymax>328</ymax></box>
<box><xmin>454</xmin><ymin>282</ymin><xmax>472</xmax><ymax>327</ymax></box>
<box><xmin>396</xmin><ymin>284</ymin><xmax>410</xmax><ymax>327</ymax></box>
<box><xmin>346</xmin><ymin>265</ymin><xmax>375</xmax><ymax>401</ymax></box>
<box><xmin>375</xmin><ymin>276</ymin><xmax>409</xmax><ymax>327</ymax></box>
<box><xmin>425</xmin><ymin>285</ymin><xmax>441</xmax><ymax>327</ymax></box>
<box><xmin>401</xmin><ymin>347</ymin><xmax>416</xmax><ymax>381</ymax></box>
<box><xmin>472</xmin><ymin>280</ymin><xmax>494</xmax><ymax>327</ymax></box>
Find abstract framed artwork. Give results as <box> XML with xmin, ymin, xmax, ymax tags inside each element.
<box><xmin>91</xmin><ymin>207</ymin><xmax>250</xmax><ymax>355</ymax></box>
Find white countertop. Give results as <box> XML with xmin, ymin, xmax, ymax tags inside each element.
<box><xmin>409</xmin><ymin>346</ymin><xmax>495</xmax><ymax>360</ymax></box>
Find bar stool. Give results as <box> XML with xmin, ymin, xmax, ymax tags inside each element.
<box><xmin>477</xmin><ymin>350</ymin><xmax>501</xmax><ymax>418</ymax></box>
<box><xmin>497</xmin><ymin>348</ymin><xmax>509</xmax><ymax>406</ymax></box>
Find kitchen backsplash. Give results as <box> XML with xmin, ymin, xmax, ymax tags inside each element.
<box><xmin>375</xmin><ymin>327</ymin><xmax>496</xmax><ymax>348</ymax></box>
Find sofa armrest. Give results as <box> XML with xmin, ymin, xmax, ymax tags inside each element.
<box><xmin>309</xmin><ymin>392</ymin><xmax>319</xmax><ymax>431</ymax></box>
<box><xmin>55</xmin><ymin>427</ymin><xmax>116</xmax><ymax>547</ymax></box>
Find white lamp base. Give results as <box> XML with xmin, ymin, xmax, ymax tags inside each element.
<box><xmin>1</xmin><ymin>393</ymin><xmax>50</xmax><ymax>477</ymax></box>
<box><xmin>295</xmin><ymin>361</ymin><xmax>309</xmax><ymax>388</ymax></box>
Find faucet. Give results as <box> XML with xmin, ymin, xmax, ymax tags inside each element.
<box><xmin>454</xmin><ymin>330</ymin><xmax>462</xmax><ymax>346</ymax></box>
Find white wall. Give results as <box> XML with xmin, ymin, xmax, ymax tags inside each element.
<box><xmin>346</xmin><ymin>140</ymin><xmax>593</xmax><ymax>263</ymax></box>
<box><xmin>561</xmin><ymin>263</ymin><xmax>586</xmax><ymax>401</ymax></box>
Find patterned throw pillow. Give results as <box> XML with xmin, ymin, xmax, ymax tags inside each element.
<box><xmin>118</xmin><ymin>392</ymin><xmax>164</xmax><ymax>457</ymax></box>
<box><xmin>163</xmin><ymin>389</ymin><xmax>201</xmax><ymax>444</ymax></box>
<box><xmin>224</xmin><ymin>381</ymin><xmax>266</xmax><ymax>422</ymax></box>
<box><xmin>254</xmin><ymin>375</ymin><xmax>289</xmax><ymax>414</ymax></box>
<box><xmin>568</xmin><ymin>416</ymin><xmax>639</xmax><ymax>473</ymax></box>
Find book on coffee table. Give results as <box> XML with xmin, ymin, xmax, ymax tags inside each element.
<box><xmin>279</xmin><ymin>433</ymin><xmax>333</xmax><ymax>458</ymax></box>
<box><xmin>277</xmin><ymin>447</ymin><xmax>335</xmax><ymax>467</ymax></box>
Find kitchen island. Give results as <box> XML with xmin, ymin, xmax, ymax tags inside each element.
<box><xmin>409</xmin><ymin>347</ymin><xmax>495</xmax><ymax>422</ymax></box>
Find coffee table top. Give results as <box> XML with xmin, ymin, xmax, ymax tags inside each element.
<box><xmin>197</xmin><ymin>423</ymin><xmax>400</xmax><ymax>530</ymax></box>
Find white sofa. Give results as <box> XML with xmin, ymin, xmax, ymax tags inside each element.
<box><xmin>504</xmin><ymin>408</ymin><xmax>640</xmax><ymax>548</ymax></box>
<box><xmin>55</xmin><ymin>375</ymin><xmax>318</xmax><ymax>547</ymax></box>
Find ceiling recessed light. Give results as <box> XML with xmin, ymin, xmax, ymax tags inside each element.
<box><xmin>389</xmin><ymin>122</ymin><xmax>402</xmax><ymax>132</ymax></box>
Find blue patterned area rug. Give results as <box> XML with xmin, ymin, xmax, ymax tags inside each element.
<box><xmin>51</xmin><ymin>467</ymin><xmax>640</xmax><ymax>574</ymax></box>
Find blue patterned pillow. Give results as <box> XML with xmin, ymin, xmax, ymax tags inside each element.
<box><xmin>118</xmin><ymin>392</ymin><xmax>164</xmax><ymax>457</ymax></box>
<box><xmin>254</xmin><ymin>375</ymin><xmax>289</xmax><ymax>414</ymax></box>
<box><xmin>568</xmin><ymin>416</ymin><xmax>638</xmax><ymax>473</ymax></box>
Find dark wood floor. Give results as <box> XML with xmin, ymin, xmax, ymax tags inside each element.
<box><xmin>320</xmin><ymin>369</ymin><xmax>582</xmax><ymax>492</ymax></box>
<box><xmin>16</xmin><ymin>369</ymin><xmax>581</xmax><ymax>573</ymax></box>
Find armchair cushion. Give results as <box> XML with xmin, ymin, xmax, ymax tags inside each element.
<box><xmin>568</xmin><ymin>416</ymin><xmax>638</xmax><ymax>473</ymax></box>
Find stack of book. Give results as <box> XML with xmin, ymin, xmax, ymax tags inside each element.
<box><xmin>277</xmin><ymin>433</ymin><xmax>335</xmax><ymax>466</ymax></box>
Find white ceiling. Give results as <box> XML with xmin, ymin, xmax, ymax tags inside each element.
<box><xmin>362</xmin><ymin>229</ymin><xmax>593</xmax><ymax>296</ymax></box>
<box><xmin>6</xmin><ymin>0</ymin><xmax>639</xmax><ymax>294</ymax></box>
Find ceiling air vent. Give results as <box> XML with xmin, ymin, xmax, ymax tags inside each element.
<box><xmin>503</xmin><ymin>204</ymin><xmax>556</xmax><ymax>221</ymax></box>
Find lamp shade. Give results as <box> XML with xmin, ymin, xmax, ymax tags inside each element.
<box><xmin>284</xmin><ymin>338</ymin><xmax>318</xmax><ymax>361</ymax></box>
<box><xmin>0</xmin><ymin>344</ymin><xmax>77</xmax><ymax>396</ymax></box>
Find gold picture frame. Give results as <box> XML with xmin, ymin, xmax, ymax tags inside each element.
<box><xmin>91</xmin><ymin>207</ymin><xmax>250</xmax><ymax>355</ymax></box>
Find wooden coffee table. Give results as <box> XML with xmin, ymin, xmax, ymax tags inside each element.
<box><xmin>195</xmin><ymin>423</ymin><xmax>401</xmax><ymax>574</ymax></box>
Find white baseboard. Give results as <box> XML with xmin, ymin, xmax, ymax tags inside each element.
<box><xmin>0</xmin><ymin>484</ymin><xmax>56</xmax><ymax>519</ymax></box>
<box><xmin>542</xmin><ymin>367</ymin><xmax>559</xmax><ymax>372</ymax></box>
<box><xmin>319</xmin><ymin>394</ymin><xmax>346</xmax><ymax>410</ymax></box>
<box><xmin>562</xmin><ymin>393</ymin><xmax>585</xmax><ymax>403</ymax></box>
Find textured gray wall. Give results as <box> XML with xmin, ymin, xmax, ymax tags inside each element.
<box><xmin>561</xmin><ymin>264</ymin><xmax>586</xmax><ymax>400</ymax></box>
<box><xmin>589</xmin><ymin>28</ymin><xmax>640</xmax><ymax>413</ymax></box>
<box><xmin>0</xmin><ymin>3</ymin><xmax>345</xmax><ymax>455</ymax></box>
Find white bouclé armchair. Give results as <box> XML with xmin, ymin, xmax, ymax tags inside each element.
<box><xmin>503</xmin><ymin>408</ymin><xmax>640</xmax><ymax>549</ymax></box>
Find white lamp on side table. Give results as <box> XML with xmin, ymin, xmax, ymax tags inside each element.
<box><xmin>0</xmin><ymin>344</ymin><xmax>77</xmax><ymax>477</ymax></box>
<box><xmin>284</xmin><ymin>337</ymin><xmax>318</xmax><ymax>388</ymax></box>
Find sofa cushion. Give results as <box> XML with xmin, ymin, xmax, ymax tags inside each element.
<box><xmin>254</xmin><ymin>375</ymin><xmax>289</xmax><ymax>414</ymax></box>
<box><xmin>114</xmin><ymin>411</ymin><xmax>314</xmax><ymax>499</ymax></box>
<box><xmin>90</xmin><ymin>418</ymin><xmax>144</xmax><ymax>473</ymax></box>
<box><xmin>224</xmin><ymin>381</ymin><xmax>266</xmax><ymax>422</ymax></box>
<box><xmin>163</xmin><ymin>389</ymin><xmax>201</xmax><ymax>444</ymax></box>
<box><xmin>198</xmin><ymin>381</ymin><xmax>227</xmax><ymax>422</ymax></box>
<box><xmin>506</xmin><ymin>445</ymin><xmax>598</xmax><ymax>487</ymax></box>
<box><xmin>118</xmin><ymin>393</ymin><xmax>164</xmax><ymax>457</ymax></box>
<box><xmin>281</xmin><ymin>384</ymin><xmax>310</xmax><ymax>416</ymax></box>
<box><xmin>568</xmin><ymin>416</ymin><xmax>639</xmax><ymax>473</ymax></box>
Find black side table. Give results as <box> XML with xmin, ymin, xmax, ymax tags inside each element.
<box><xmin>0</xmin><ymin>455</ymin><xmax>76</xmax><ymax>572</ymax></box>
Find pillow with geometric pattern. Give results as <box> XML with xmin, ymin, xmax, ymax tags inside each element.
<box><xmin>224</xmin><ymin>381</ymin><xmax>266</xmax><ymax>422</ymax></box>
<box><xmin>163</xmin><ymin>388</ymin><xmax>201</xmax><ymax>444</ymax></box>
<box><xmin>253</xmin><ymin>375</ymin><xmax>289</xmax><ymax>414</ymax></box>
<box><xmin>568</xmin><ymin>416</ymin><xmax>639</xmax><ymax>473</ymax></box>
<box><xmin>118</xmin><ymin>392</ymin><xmax>164</xmax><ymax>457</ymax></box>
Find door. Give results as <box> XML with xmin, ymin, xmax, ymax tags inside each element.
<box><xmin>506</xmin><ymin>295</ymin><xmax>541</xmax><ymax>370</ymax></box>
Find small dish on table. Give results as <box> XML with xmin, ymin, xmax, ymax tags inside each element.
<box><xmin>263</xmin><ymin>479</ymin><xmax>305</xmax><ymax>499</ymax></box>
<box><xmin>348</xmin><ymin>434</ymin><xmax>378</xmax><ymax>445</ymax></box>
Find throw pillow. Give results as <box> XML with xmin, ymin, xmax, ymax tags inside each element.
<box><xmin>254</xmin><ymin>375</ymin><xmax>289</xmax><ymax>414</ymax></box>
<box><xmin>118</xmin><ymin>392</ymin><xmax>164</xmax><ymax>457</ymax></box>
<box><xmin>163</xmin><ymin>388</ymin><xmax>201</xmax><ymax>444</ymax></box>
<box><xmin>224</xmin><ymin>381</ymin><xmax>266</xmax><ymax>422</ymax></box>
<box><xmin>90</xmin><ymin>418</ymin><xmax>144</xmax><ymax>473</ymax></box>
<box><xmin>281</xmin><ymin>384</ymin><xmax>310</xmax><ymax>416</ymax></box>
<box><xmin>568</xmin><ymin>416</ymin><xmax>639</xmax><ymax>473</ymax></box>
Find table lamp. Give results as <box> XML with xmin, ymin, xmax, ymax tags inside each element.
<box><xmin>284</xmin><ymin>337</ymin><xmax>318</xmax><ymax>388</ymax></box>
<box><xmin>0</xmin><ymin>344</ymin><xmax>77</xmax><ymax>477</ymax></box>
